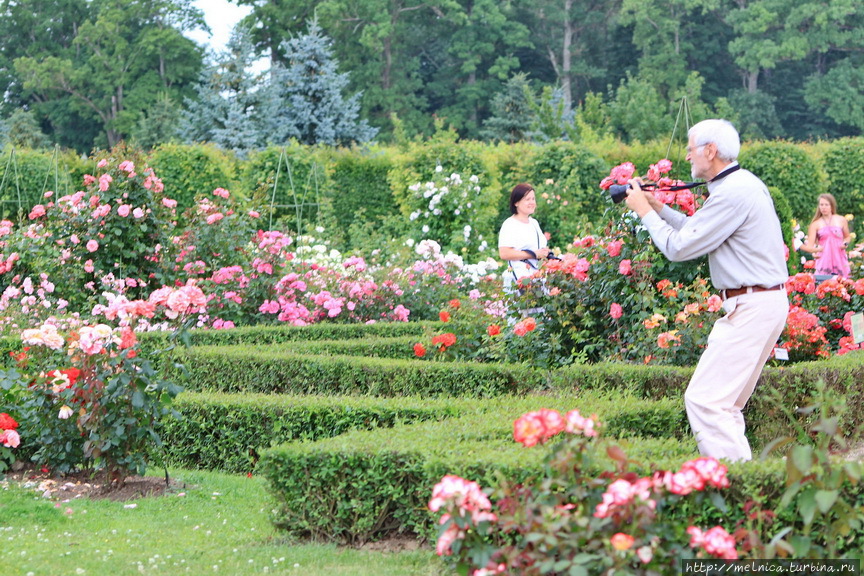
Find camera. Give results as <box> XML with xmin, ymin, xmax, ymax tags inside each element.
<box><xmin>608</xmin><ymin>184</ymin><xmax>630</xmax><ymax>204</ymax></box>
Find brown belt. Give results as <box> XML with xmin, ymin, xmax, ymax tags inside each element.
<box><xmin>720</xmin><ymin>284</ymin><xmax>785</xmax><ymax>301</ymax></box>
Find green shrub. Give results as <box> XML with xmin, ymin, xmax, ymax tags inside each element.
<box><xmin>148</xmin><ymin>142</ymin><xmax>238</xmax><ymax>216</ymax></box>
<box><xmin>517</xmin><ymin>141</ymin><xmax>609</xmax><ymax>244</ymax></box>
<box><xmin>136</xmin><ymin>320</ymin><xmax>454</xmax><ymax>352</ymax></box>
<box><xmin>257</xmin><ymin>404</ymin><xmax>702</xmax><ymax>543</ymax></box>
<box><xmin>157</xmin><ymin>392</ymin><xmax>467</xmax><ymax>473</ymax></box>
<box><xmin>739</xmin><ymin>141</ymin><xmax>825</xmax><ymax>224</ymax></box>
<box><xmin>821</xmin><ymin>137</ymin><xmax>864</xmax><ymax>223</ymax></box>
<box><xmin>165</xmin><ymin>348</ymin><xmax>543</xmax><ymax>397</ymax></box>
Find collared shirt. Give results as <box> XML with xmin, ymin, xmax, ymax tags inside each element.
<box><xmin>640</xmin><ymin>162</ymin><xmax>788</xmax><ymax>291</ymax></box>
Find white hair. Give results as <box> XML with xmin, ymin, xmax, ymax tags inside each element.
<box><xmin>689</xmin><ymin>119</ymin><xmax>740</xmax><ymax>162</ymax></box>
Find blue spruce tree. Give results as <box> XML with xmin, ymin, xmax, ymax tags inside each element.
<box><xmin>182</xmin><ymin>26</ymin><xmax>268</xmax><ymax>155</ymax></box>
<box><xmin>265</xmin><ymin>19</ymin><xmax>377</xmax><ymax>146</ymax></box>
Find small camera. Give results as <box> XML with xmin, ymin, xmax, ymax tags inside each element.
<box><xmin>608</xmin><ymin>184</ymin><xmax>630</xmax><ymax>204</ymax></box>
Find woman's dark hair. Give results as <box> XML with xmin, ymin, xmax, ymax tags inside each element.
<box><xmin>509</xmin><ymin>183</ymin><xmax>535</xmax><ymax>215</ymax></box>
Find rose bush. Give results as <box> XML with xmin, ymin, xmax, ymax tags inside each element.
<box><xmin>430</xmin><ymin>408</ymin><xmax>750</xmax><ymax>575</ymax></box>
<box><xmin>0</xmin><ymin>286</ymin><xmax>199</xmax><ymax>480</ymax></box>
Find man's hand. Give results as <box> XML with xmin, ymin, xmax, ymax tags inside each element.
<box><xmin>624</xmin><ymin>178</ymin><xmax>654</xmax><ymax>217</ymax></box>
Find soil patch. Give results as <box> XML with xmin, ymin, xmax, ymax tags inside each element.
<box><xmin>358</xmin><ymin>535</ymin><xmax>423</xmax><ymax>553</ymax></box>
<box><xmin>2</xmin><ymin>462</ymin><xmax>185</xmax><ymax>502</ymax></box>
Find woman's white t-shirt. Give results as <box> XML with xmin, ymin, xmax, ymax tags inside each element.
<box><xmin>498</xmin><ymin>216</ymin><xmax>547</xmax><ymax>288</ymax></box>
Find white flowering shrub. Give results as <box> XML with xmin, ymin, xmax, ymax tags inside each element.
<box><xmin>405</xmin><ymin>168</ymin><xmax>499</xmax><ymax>256</ymax></box>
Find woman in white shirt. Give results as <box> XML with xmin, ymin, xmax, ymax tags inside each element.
<box><xmin>498</xmin><ymin>183</ymin><xmax>550</xmax><ymax>291</ymax></box>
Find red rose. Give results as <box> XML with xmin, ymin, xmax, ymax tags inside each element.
<box><xmin>0</xmin><ymin>412</ymin><xmax>18</xmax><ymax>430</ymax></box>
<box><xmin>487</xmin><ymin>324</ymin><xmax>501</xmax><ymax>336</ymax></box>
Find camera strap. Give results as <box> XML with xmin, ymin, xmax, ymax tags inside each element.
<box><xmin>654</xmin><ymin>165</ymin><xmax>740</xmax><ymax>194</ymax></box>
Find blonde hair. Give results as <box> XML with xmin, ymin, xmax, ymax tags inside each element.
<box><xmin>811</xmin><ymin>193</ymin><xmax>839</xmax><ymax>224</ymax></box>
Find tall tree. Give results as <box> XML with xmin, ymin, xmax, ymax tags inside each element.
<box><xmin>423</xmin><ymin>0</ymin><xmax>532</xmax><ymax>136</ymax></box>
<box><xmin>480</xmin><ymin>73</ymin><xmax>537</xmax><ymax>142</ymax></box>
<box><xmin>0</xmin><ymin>0</ymin><xmax>95</xmax><ymax>149</ymax></box>
<box><xmin>12</xmin><ymin>0</ymin><xmax>205</xmax><ymax>150</ymax></box>
<box><xmin>182</xmin><ymin>26</ymin><xmax>270</xmax><ymax>155</ymax></box>
<box><xmin>618</xmin><ymin>0</ymin><xmax>720</xmax><ymax>97</ymax></box>
<box><xmin>266</xmin><ymin>20</ymin><xmax>378</xmax><ymax>146</ymax></box>
<box><xmin>521</xmin><ymin>0</ymin><xmax>618</xmax><ymax>115</ymax></box>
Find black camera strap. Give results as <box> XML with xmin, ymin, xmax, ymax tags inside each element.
<box><xmin>653</xmin><ymin>164</ymin><xmax>740</xmax><ymax>194</ymax></box>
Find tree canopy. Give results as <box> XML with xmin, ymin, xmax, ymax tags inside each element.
<box><xmin>1</xmin><ymin>0</ymin><xmax>863</xmax><ymax>151</ymax></box>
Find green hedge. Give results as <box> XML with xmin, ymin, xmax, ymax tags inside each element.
<box><xmin>148</xmin><ymin>142</ymin><xmax>238</xmax><ymax>217</ymax></box>
<box><xmin>0</xmin><ymin>146</ymin><xmax>89</xmax><ymax>220</ymax></box>
<box><xmin>739</xmin><ymin>141</ymin><xmax>826</xmax><ymax>224</ymax></box>
<box><xmin>262</xmin><ymin>402</ymin><xmax>820</xmax><ymax>544</ymax></box>
<box><xmin>166</xmin><ymin>347</ymin><xmax>542</xmax><ymax>397</ymax></box>
<box><xmin>321</xmin><ymin>147</ymin><xmax>397</xmax><ymax>251</ymax></box>
<box><xmin>239</xmin><ymin>143</ymin><xmax>327</xmax><ymax>233</ymax></box>
<box><xmin>157</xmin><ymin>392</ymin><xmax>468</xmax><ymax>473</ymax></box>
<box><xmin>135</xmin><ymin>320</ymin><xmax>455</xmax><ymax>352</ymax></box>
<box><xmin>822</xmin><ymin>137</ymin><xmax>864</xmax><ymax>224</ymax></box>
<box><xmin>156</xmin><ymin>390</ymin><xmax>688</xmax><ymax>474</ymax></box>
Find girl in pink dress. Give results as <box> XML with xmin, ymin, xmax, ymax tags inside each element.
<box><xmin>801</xmin><ymin>193</ymin><xmax>852</xmax><ymax>277</ymax></box>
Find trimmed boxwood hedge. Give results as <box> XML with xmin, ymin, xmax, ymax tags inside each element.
<box><xmin>134</xmin><ymin>320</ymin><xmax>459</xmax><ymax>352</ymax></box>
<box><xmin>157</xmin><ymin>392</ymin><xmax>469</xmax><ymax>473</ymax></box>
<box><xmin>166</xmin><ymin>347</ymin><xmax>543</xmax><ymax>397</ymax></box>
<box><xmin>257</xmin><ymin>405</ymin><xmax>808</xmax><ymax>544</ymax></box>
<box><xmin>156</xmin><ymin>390</ymin><xmax>689</xmax><ymax>474</ymax></box>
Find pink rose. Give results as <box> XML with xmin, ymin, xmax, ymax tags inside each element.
<box><xmin>619</xmin><ymin>259</ymin><xmax>632</xmax><ymax>275</ymax></box>
<box><xmin>86</xmin><ymin>240</ymin><xmax>99</xmax><ymax>252</ymax></box>
<box><xmin>117</xmin><ymin>204</ymin><xmax>131</xmax><ymax>217</ymax></box>
<box><xmin>610</xmin><ymin>302</ymin><xmax>623</xmax><ymax>319</ymax></box>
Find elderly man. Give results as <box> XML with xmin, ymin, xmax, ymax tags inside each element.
<box><xmin>625</xmin><ymin>119</ymin><xmax>788</xmax><ymax>461</ymax></box>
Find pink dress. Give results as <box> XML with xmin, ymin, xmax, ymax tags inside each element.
<box><xmin>816</xmin><ymin>225</ymin><xmax>850</xmax><ymax>277</ymax></box>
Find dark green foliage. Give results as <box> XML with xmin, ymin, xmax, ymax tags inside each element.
<box><xmin>518</xmin><ymin>141</ymin><xmax>609</xmax><ymax>244</ymax></box>
<box><xmin>130</xmin><ymin>93</ymin><xmax>183</xmax><ymax>151</ymax></box>
<box><xmin>822</xmin><ymin>138</ymin><xmax>864</xmax><ymax>221</ymax></box>
<box><xmin>727</xmin><ymin>89</ymin><xmax>785</xmax><ymax>141</ymax></box>
<box><xmin>739</xmin><ymin>141</ymin><xmax>826</xmax><ymax>224</ymax></box>
<box><xmin>148</xmin><ymin>143</ymin><xmax>238</xmax><ymax>216</ymax></box>
<box><xmin>321</xmin><ymin>147</ymin><xmax>396</xmax><ymax>250</ymax></box>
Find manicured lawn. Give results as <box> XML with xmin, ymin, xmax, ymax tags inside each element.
<box><xmin>1</xmin><ymin>468</ymin><xmax>441</xmax><ymax>576</ymax></box>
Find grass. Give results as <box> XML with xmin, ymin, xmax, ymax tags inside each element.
<box><xmin>1</xmin><ymin>468</ymin><xmax>442</xmax><ymax>576</ymax></box>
